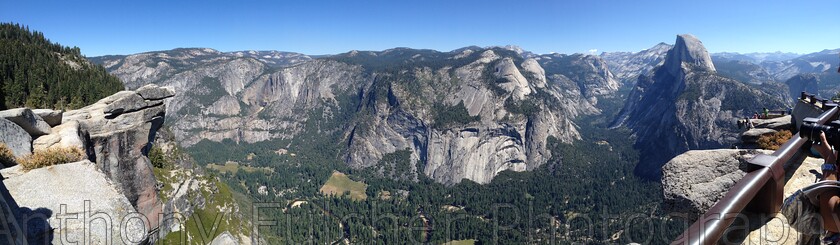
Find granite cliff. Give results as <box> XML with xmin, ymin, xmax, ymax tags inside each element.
<box><xmin>93</xmin><ymin>47</ymin><xmax>620</xmax><ymax>185</ymax></box>
<box><xmin>0</xmin><ymin>85</ymin><xmax>173</xmax><ymax>243</ymax></box>
<box><xmin>0</xmin><ymin>85</ymin><xmax>250</xmax><ymax>244</ymax></box>
<box><xmin>612</xmin><ymin>34</ymin><xmax>788</xmax><ymax>179</ymax></box>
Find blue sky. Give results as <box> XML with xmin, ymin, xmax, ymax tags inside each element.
<box><xmin>1</xmin><ymin>0</ymin><xmax>837</xmax><ymax>57</ymax></box>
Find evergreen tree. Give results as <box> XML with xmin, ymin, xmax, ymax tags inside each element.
<box><xmin>0</xmin><ymin>22</ymin><xmax>123</xmax><ymax>110</ymax></box>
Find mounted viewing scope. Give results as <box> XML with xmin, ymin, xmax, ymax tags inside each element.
<box><xmin>800</xmin><ymin>117</ymin><xmax>840</xmax><ymax>147</ymax></box>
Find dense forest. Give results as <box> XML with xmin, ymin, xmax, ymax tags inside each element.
<box><xmin>0</xmin><ymin>23</ymin><xmax>123</xmax><ymax>110</ymax></box>
<box><xmin>187</xmin><ymin>89</ymin><xmax>684</xmax><ymax>244</ymax></box>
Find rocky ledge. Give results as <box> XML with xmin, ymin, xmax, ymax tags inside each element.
<box><xmin>662</xmin><ymin>148</ymin><xmax>824</xmax><ymax>244</ymax></box>
<box><xmin>661</xmin><ymin>149</ymin><xmax>771</xmax><ymax>216</ymax></box>
<box><xmin>0</xmin><ymin>84</ymin><xmax>174</xmax><ymax>244</ymax></box>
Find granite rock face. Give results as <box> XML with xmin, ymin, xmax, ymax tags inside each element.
<box><xmin>661</xmin><ymin>149</ymin><xmax>825</xmax><ymax>244</ymax></box>
<box><xmin>62</xmin><ymin>84</ymin><xmax>174</xmax><ymax>238</ymax></box>
<box><xmin>0</xmin><ymin>118</ymin><xmax>31</xmax><ymax>159</ymax></box>
<box><xmin>0</xmin><ymin>108</ymin><xmax>51</xmax><ymax>137</ymax></box>
<box><xmin>96</xmin><ymin>47</ymin><xmax>600</xmax><ymax>185</ymax></box>
<box><xmin>31</xmin><ymin>109</ymin><xmax>62</xmax><ymax>127</ymax></box>
<box><xmin>32</xmin><ymin>120</ymin><xmax>88</xmax><ymax>152</ymax></box>
<box><xmin>749</xmin><ymin>115</ymin><xmax>792</xmax><ymax>131</ymax></box>
<box><xmin>0</xmin><ymin>161</ymin><xmax>147</xmax><ymax>244</ymax></box>
<box><xmin>612</xmin><ymin>34</ymin><xmax>788</xmax><ymax>179</ymax></box>
<box><xmin>664</xmin><ymin>34</ymin><xmax>716</xmax><ymax>75</ymax></box>
<box><xmin>136</xmin><ymin>84</ymin><xmax>176</xmax><ymax>100</ymax></box>
<box><xmin>740</xmin><ymin>128</ymin><xmax>779</xmax><ymax>144</ymax></box>
<box><xmin>661</xmin><ymin>149</ymin><xmax>769</xmax><ymax>216</ymax></box>
<box><xmin>342</xmin><ymin>49</ymin><xmax>596</xmax><ymax>185</ymax></box>
<box><xmin>493</xmin><ymin>57</ymin><xmax>533</xmax><ymax>100</ymax></box>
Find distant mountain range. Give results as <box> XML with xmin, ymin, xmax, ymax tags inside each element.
<box><xmin>91</xmin><ymin>45</ymin><xmax>624</xmax><ymax>185</ymax></box>
<box><xmin>7</xmin><ymin>21</ymin><xmax>840</xmax><ymax>243</ymax></box>
<box><xmin>89</xmin><ymin>40</ymin><xmax>838</xmax><ymax>182</ymax></box>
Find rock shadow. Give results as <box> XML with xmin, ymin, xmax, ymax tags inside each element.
<box><xmin>1</xmin><ymin>173</ymin><xmax>54</xmax><ymax>244</ymax></box>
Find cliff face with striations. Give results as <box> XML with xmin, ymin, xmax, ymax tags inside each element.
<box><xmin>613</xmin><ymin>34</ymin><xmax>788</xmax><ymax>179</ymax></box>
<box><xmin>93</xmin><ymin>47</ymin><xmax>618</xmax><ymax>185</ymax></box>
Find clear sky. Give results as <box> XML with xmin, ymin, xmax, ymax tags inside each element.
<box><xmin>1</xmin><ymin>0</ymin><xmax>837</xmax><ymax>57</ymax></box>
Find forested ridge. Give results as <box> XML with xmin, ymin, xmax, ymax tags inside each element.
<box><xmin>187</xmin><ymin>89</ymin><xmax>684</xmax><ymax>244</ymax></box>
<box><xmin>0</xmin><ymin>23</ymin><xmax>123</xmax><ymax>110</ymax></box>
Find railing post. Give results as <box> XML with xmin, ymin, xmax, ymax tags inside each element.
<box><xmin>745</xmin><ymin>154</ymin><xmax>785</xmax><ymax>214</ymax></box>
<box><xmin>672</xmin><ymin>101</ymin><xmax>839</xmax><ymax>244</ymax></box>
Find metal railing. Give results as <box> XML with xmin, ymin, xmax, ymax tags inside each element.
<box><xmin>673</xmin><ymin>93</ymin><xmax>839</xmax><ymax>245</ymax></box>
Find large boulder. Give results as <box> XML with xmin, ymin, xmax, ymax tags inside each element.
<box><xmin>661</xmin><ymin>149</ymin><xmax>770</xmax><ymax>216</ymax></box>
<box><xmin>32</xmin><ymin>120</ymin><xmax>88</xmax><ymax>152</ymax></box>
<box><xmin>0</xmin><ymin>160</ymin><xmax>147</xmax><ymax>244</ymax></box>
<box><xmin>0</xmin><ymin>118</ymin><xmax>31</xmax><ymax>160</ymax></box>
<box><xmin>32</xmin><ymin>109</ymin><xmax>62</xmax><ymax>127</ymax></box>
<box><xmin>62</xmin><ymin>84</ymin><xmax>174</xmax><ymax>238</ymax></box>
<box><xmin>0</xmin><ymin>108</ymin><xmax>51</xmax><ymax>137</ymax></box>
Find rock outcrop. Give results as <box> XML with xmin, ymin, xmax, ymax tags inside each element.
<box><xmin>62</xmin><ymin>84</ymin><xmax>174</xmax><ymax>236</ymax></box>
<box><xmin>1</xmin><ymin>161</ymin><xmax>147</xmax><ymax>244</ymax></box>
<box><xmin>749</xmin><ymin>115</ymin><xmax>793</xmax><ymax>131</ymax></box>
<box><xmin>612</xmin><ymin>34</ymin><xmax>788</xmax><ymax>179</ymax></box>
<box><xmin>0</xmin><ymin>108</ymin><xmax>51</xmax><ymax>137</ymax></box>
<box><xmin>340</xmin><ymin>49</ymin><xmax>596</xmax><ymax>185</ymax></box>
<box><xmin>0</xmin><ymin>84</ymin><xmax>175</xmax><ymax>243</ymax></box>
<box><xmin>661</xmin><ymin>149</ymin><xmax>769</xmax><ymax>216</ymax></box>
<box><xmin>0</xmin><ymin>118</ymin><xmax>31</xmax><ymax>159</ymax></box>
<box><xmin>664</xmin><ymin>34</ymin><xmax>716</xmax><ymax>75</ymax></box>
<box><xmin>740</xmin><ymin>128</ymin><xmax>778</xmax><ymax>144</ymax></box>
<box><xmin>32</xmin><ymin>109</ymin><xmax>62</xmax><ymax>127</ymax></box>
<box><xmin>95</xmin><ymin>47</ymin><xmax>600</xmax><ymax>185</ymax></box>
<box><xmin>32</xmin><ymin>120</ymin><xmax>87</xmax><ymax>152</ymax></box>
<box><xmin>661</xmin><ymin>148</ymin><xmax>825</xmax><ymax>244</ymax></box>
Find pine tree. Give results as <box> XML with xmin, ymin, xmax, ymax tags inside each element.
<box><xmin>0</xmin><ymin>22</ymin><xmax>123</xmax><ymax>110</ymax></box>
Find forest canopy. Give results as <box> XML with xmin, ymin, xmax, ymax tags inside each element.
<box><xmin>0</xmin><ymin>23</ymin><xmax>124</xmax><ymax>110</ymax></box>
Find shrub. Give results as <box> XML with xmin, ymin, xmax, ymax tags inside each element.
<box><xmin>757</xmin><ymin>130</ymin><xmax>793</xmax><ymax>150</ymax></box>
<box><xmin>0</xmin><ymin>143</ymin><xmax>16</xmax><ymax>167</ymax></box>
<box><xmin>17</xmin><ymin>147</ymin><xmax>86</xmax><ymax>170</ymax></box>
<box><xmin>149</xmin><ymin>145</ymin><xmax>172</xmax><ymax>169</ymax></box>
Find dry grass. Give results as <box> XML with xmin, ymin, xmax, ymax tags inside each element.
<box><xmin>319</xmin><ymin>171</ymin><xmax>367</xmax><ymax>201</ymax></box>
<box><xmin>0</xmin><ymin>143</ymin><xmax>16</xmax><ymax>167</ymax></box>
<box><xmin>443</xmin><ymin>240</ymin><xmax>476</xmax><ymax>245</ymax></box>
<box><xmin>17</xmin><ymin>147</ymin><xmax>85</xmax><ymax>170</ymax></box>
<box><xmin>757</xmin><ymin>130</ymin><xmax>793</xmax><ymax>151</ymax></box>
